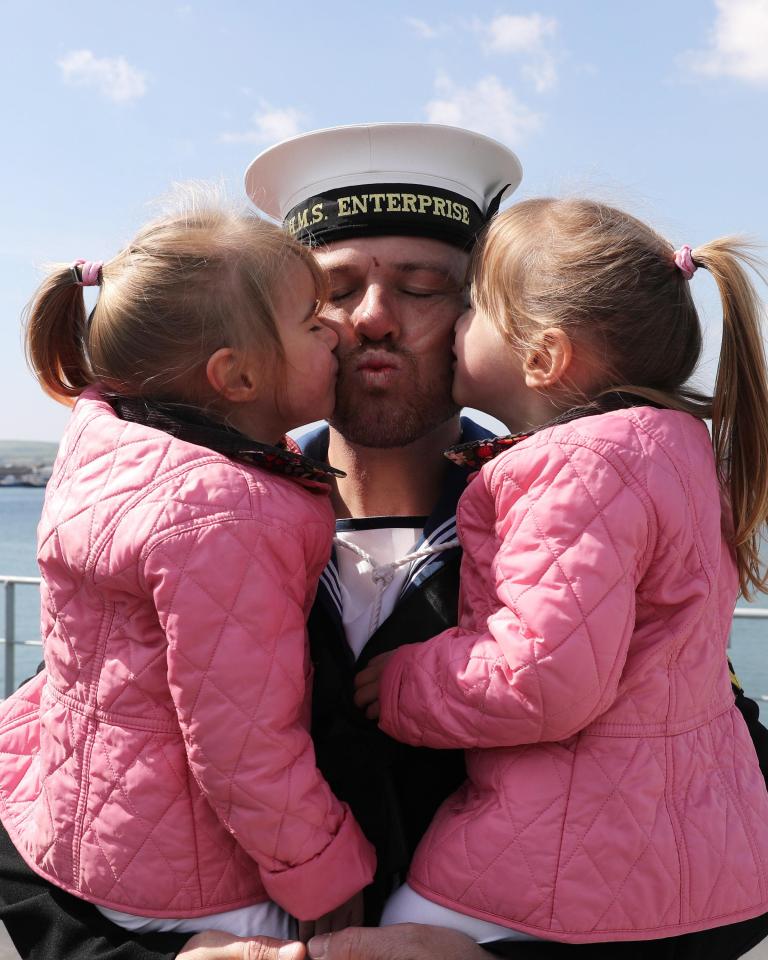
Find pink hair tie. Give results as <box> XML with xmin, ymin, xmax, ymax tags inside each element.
<box><xmin>70</xmin><ymin>259</ymin><xmax>103</xmax><ymax>287</ymax></box>
<box><xmin>673</xmin><ymin>245</ymin><xmax>697</xmax><ymax>281</ymax></box>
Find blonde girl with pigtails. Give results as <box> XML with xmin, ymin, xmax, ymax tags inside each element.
<box><xmin>0</xmin><ymin>197</ymin><xmax>375</xmax><ymax>941</ymax></box>
<box><xmin>355</xmin><ymin>199</ymin><xmax>768</xmax><ymax>947</ymax></box>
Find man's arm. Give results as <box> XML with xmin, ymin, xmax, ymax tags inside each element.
<box><xmin>0</xmin><ymin>821</ymin><xmax>185</xmax><ymax>960</ymax></box>
<box><xmin>0</xmin><ymin>823</ymin><xmax>308</xmax><ymax>960</ymax></box>
<box><xmin>730</xmin><ymin>660</ymin><xmax>768</xmax><ymax>786</ymax></box>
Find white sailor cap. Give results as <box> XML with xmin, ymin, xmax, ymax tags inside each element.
<box><xmin>244</xmin><ymin>123</ymin><xmax>523</xmax><ymax>249</ymax></box>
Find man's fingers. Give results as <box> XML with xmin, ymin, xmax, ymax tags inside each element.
<box><xmin>307</xmin><ymin>926</ymin><xmax>403</xmax><ymax>960</ymax></box>
<box><xmin>253</xmin><ymin>939</ymin><xmax>306</xmax><ymax>960</ymax></box>
<box><xmin>353</xmin><ymin>666</ymin><xmax>375</xmax><ymax>691</ymax></box>
<box><xmin>177</xmin><ymin>929</ymin><xmax>306</xmax><ymax>960</ymax></box>
<box><xmin>365</xmin><ymin>700</ymin><xmax>380</xmax><ymax>720</ymax></box>
<box><xmin>307</xmin><ymin>924</ymin><xmax>492</xmax><ymax>960</ymax></box>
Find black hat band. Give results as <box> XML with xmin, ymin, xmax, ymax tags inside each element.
<box><xmin>284</xmin><ymin>183</ymin><xmax>487</xmax><ymax>249</ymax></box>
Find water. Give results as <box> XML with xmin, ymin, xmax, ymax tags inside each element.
<box><xmin>0</xmin><ymin>487</ymin><xmax>766</xmax><ymax>705</ymax></box>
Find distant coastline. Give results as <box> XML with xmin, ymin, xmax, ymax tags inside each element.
<box><xmin>0</xmin><ymin>439</ymin><xmax>57</xmax><ymax>488</ymax></box>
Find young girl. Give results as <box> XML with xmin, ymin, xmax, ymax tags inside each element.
<box><xmin>0</xmin><ymin>198</ymin><xmax>375</xmax><ymax>940</ymax></box>
<box><xmin>356</xmin><ymin>198</ymin><xmax>768</xmax><ymax>944</ymax></box>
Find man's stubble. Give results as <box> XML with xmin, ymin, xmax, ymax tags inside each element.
<box><xmin>329</xmin><ymin>346</ymin><xmax>458</xmax><ymax>448</ymax></box>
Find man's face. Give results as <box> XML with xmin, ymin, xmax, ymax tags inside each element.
<box><xmin>315</xmin><ymin>235</ymin><xmax>469</xmax><ymax>448</ymax></box>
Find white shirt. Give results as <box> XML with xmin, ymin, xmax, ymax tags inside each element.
<box><xmin>334</xmin><ymin>518</ymin><xmax>425</xmax><ymax>659</ymax></box>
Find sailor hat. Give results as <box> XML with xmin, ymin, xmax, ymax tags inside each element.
<box><xmin>244</xmin><ymin>123</ymin><xmax>523</xmax><ymax>249</ymax></box>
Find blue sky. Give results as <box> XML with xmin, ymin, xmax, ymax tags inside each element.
<box><xmin>1</xmin><ymin>0</ymin><xmax>767</xmax><ymax>441</ymax></box>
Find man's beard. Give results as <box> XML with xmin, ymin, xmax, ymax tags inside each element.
<box><xmin>329</xmin><ymin>345</ymin><xmax>458</xmax><ymax>448</ymax></box>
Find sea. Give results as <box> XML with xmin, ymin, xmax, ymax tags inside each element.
<box><xmin>1</xmin><ymin>486</ymin><xmax>767</xmax><ymax>708</ymax></box>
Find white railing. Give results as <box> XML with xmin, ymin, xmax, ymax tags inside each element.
<box><xmin>1</xmin><ymin>576</ymin><xmax>43</xmax><ymax>697</ymax></box>
<box><xmin>1</xmin><ymin>574</ymin><xmax>767</xmax><ymax>698</ymax></box>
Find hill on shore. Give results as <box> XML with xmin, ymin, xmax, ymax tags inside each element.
<box><xmin>0</xmin><ymin>440</ymin><xmax>58</xmax><ymax>466</ymax></box>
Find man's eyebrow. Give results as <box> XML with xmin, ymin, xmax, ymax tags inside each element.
<box><xmin>392</xmin><ymin>262</ymin><xmax>463</xmax><ymax>283</ymax></box>
<box><xmin>322</xmin><ymin>260</ymin><xmax>464</xmax><ymax>285</ymax></box>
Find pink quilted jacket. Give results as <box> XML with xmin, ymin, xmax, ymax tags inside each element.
<box><xmin>0</xmin><ymin>389</ymin><xmax>375</xmax><ymax>920</ymax></box>
<box><xmin>380</xmin><ymin>406</ymin><xmax>768</xmax><ymax>943</ymax></box>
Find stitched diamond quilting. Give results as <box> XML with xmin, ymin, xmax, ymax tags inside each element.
<box><xmin>403</xmin><ymin>410</ymin><xmax>768</xmax><ymax>938</ymax></box>
<box><xmin>0</xmin><ymin>392</ymin><xmax>346</xmax><ymax>917</ymax></box>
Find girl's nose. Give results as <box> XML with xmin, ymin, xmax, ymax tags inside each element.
<box><xmin>319</xmin><ymin>320</ymin><xmax>339</xmax><ymax>350</ymax></box>
<box><xmin>455</xmin><ymin>307</ymin><xmax>474</xmax><ymax>333</ymax></box>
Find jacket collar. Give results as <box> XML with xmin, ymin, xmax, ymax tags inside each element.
<box><xmin>444</xmin><ymin>393</ymin><xmax>662</xmax><ymax>470</ymax></box>
<box><xmin>444</xmin><ymin>432</ymin><xmax>532</xmax><ymax>470</ymax></box>
<box><xmin>107</xmin><ymin>394</ymin><xmax>345</xmax><ymax>486</ymax></box>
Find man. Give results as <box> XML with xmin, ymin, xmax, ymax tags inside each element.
<box><xmin>248</xmin><ymin>125</ymin><xmax>523</xmax><ymax>921</ymax></box>
<box><xmin>247</xmin><ymin>124</ymin><xmax>768</xmax><ymax>960</ymax></box>
<box><xmin>0</xmin><ymin>124</ymin><xmax>765</xmax><ymax>960</ymax></box>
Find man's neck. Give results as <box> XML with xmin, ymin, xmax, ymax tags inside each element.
<box><xmin>327</xmin><ymin>416</ymin><xmax>462</xmax><ymax>519</ymax></box>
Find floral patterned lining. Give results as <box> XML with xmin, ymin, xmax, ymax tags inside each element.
<box><xmin>107</xmin><ymin>393</ymin><xmax>345</xmax><ymax>483</ymax></box>
<box><xmin>444</xmin><ymin>433</ymin><xmax>532</xmax><ymax>470</ymax></box>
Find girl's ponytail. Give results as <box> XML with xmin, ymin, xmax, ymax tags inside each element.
<box><xmin>24</xmin><ymin>262</ymin><xmax>97</xmax><ymax>405</ymax></box>
<box><xmin>693</xmin><ymin>239</ymin><xmax>768</xmax><ymax>596</ymax></box>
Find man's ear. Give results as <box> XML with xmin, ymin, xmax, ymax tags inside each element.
<box><xmin>206</xmin><ymin>348</ymin><xmax>258</xmax><ymax>402</ymax></box>
<box><xmin>524</xmin><ymin>328</ymin><xmax>573</xmax><ymax>389</ymax></box>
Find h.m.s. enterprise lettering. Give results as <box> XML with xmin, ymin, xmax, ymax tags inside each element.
<box><xmin>285</xmin><ymin>191</ymin><xmax>472</xmax><ymax>236</ymax></box>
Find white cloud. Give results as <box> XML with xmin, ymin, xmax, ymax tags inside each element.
<box><xmin>220</xmin><ymin>102</ymin><xmax>306</xmax><ymax>144</ymax></box>
<box><xmin>483</xmin><ymin>13</ymin><xmax>557</xmax><ymax>53</ymax></box>
<box><xmin>405</xmin><ymin>16</ymin><xmax>439</xmax><ymax>39</ymax></box>
<box><xmin>475</xmin><ymin>13</ymin><xmax>559</xmax><ymax>92</ymax></box>
<box><xmin>682</xmin><ymin>0</ymin><xmax>768</xmax><ymax>83</ymax></box>
<box><xmin>425</xmin><ymin>74</ymin><xmax>543</xmax><ymax>144</ymax></box>
<box><xmin>521</xmin><ymin>56</ymin><xmax>557</xmax><ymax>93</ymax></box>
<box><xmin>57</xmin><ymin>50</ymin><xmax>147</xmax><ymax>103</ymax></box>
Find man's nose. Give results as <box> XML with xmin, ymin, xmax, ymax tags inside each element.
<box><xmin>351</xmin><ymin>286</ymin><xmax>400</xmax><ymax>342</ymax></box>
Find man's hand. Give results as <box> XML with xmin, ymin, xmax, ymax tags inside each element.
<box><xmin>178</xmin><ymin>929</ymin><xmax>306</xmax><ymax>960</ymax></box>
<box><xmin>353</xmin><ymin>652</ymin><xmax>395</xmax><ymax>720</ymax></box>
<box><xmin>306</xmin><ymin>923</ymin><xmax>493</xmax><ymax>960</ymax></box>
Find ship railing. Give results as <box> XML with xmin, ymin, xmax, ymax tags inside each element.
<box><xmin>1</xmin><ymin>576</ymin><xmax>43</xmax><ymax>697</ymax></box>
<box><xmin>1</xmin><ymin>574</ymin><xmax>767</xmax><ymax>698</ymax></box>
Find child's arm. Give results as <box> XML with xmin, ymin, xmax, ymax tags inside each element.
<box><xmin>376</xmin><ymin>441</ymin><xmax>652</xmax><ymax>750</ymax></box>
<box><xmin>143</xmin><ymin>515</ymin><xmax>375</xmax><ymax>922</ymax></box>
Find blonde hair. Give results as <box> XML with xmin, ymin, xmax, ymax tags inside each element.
<box><xmin>473</xmin><ymin>197</ymin><xmax>768</xmax><ymax>597</ymax></box>
<box><xmin>25</xmin><ymin>193</ymin><xmax>325</xmax><ymax>411</ymax></box>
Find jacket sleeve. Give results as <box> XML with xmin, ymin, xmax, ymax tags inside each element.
<box><xmin>143</xmin><ymin>515</ymin><xmax>375</xmax><ymax>921</ymax></box>
<box><xmin>378</xmin><ymin>440</ymin><xmax>652</xmax><ymax>749</ymax></box>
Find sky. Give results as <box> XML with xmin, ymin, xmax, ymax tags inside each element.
<box><xmin>1</xmin><ymin>0</ymin><xmax>767</xmax><ymax>441</ymax></box>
